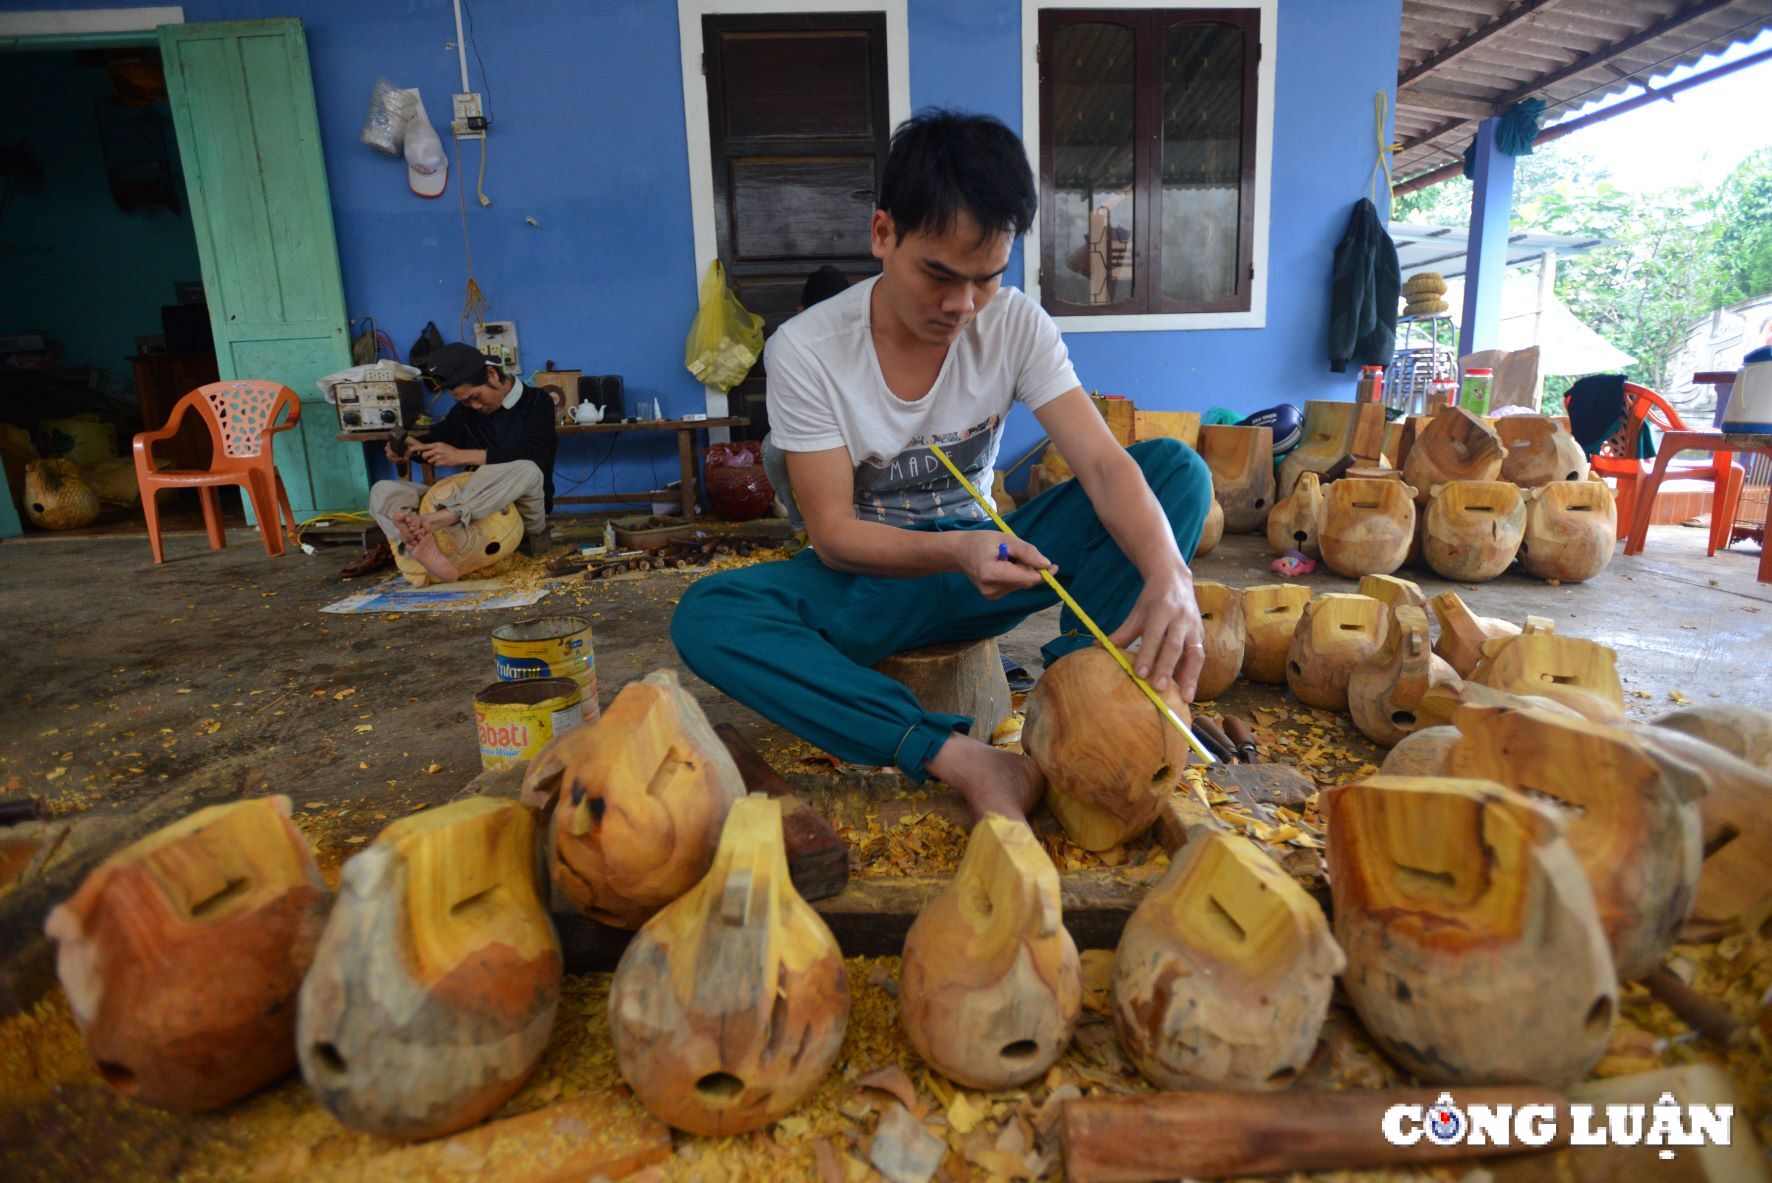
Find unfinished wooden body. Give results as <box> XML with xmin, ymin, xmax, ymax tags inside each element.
<box><xmin>1356</xmin><ymin>573</ymin><xmax>1426</xmax><ymax>622</ymax></box>
<box><xmin>1266</xmin><ymin>471</ymin><xmax>1324</xmax><ymax>557</ymax></box>
<box><xmin>1197</xmin><ymin>423</ymin><xmax>1275</xmax><ymax>533</ymax></box>
<box><xmin>1401</xmin><ymin>408</ymin><xmax>1507</xmax><ymax>500</ymax></box>
<box><xmin>393</xmin><ymin>471</ymin><xmax>524</xmax><ymax>586</ymax></box>
<box><xmin>1518</xmin><ymin>479</ymin><xmax>1616</xmax><ymax>583</ymax></box>
<box><xmin>1112</xmin><ymin>831</ymin><xmax>1342</xmax><ymax>1090</ymax></box>
<box><xmin>1349</xmin><ymin>606</ymin><xmax>1461</xmax><ymax>748</ymax></box>
<box><xmin>876</xmin><ymin>638</ymin><xmax>1012</xmax><ymax>738</ymax></box>
<box><xmin>1023</xmin><ymin>647</ymin><xmax>1190</xmax><ymax>850</ymax></box>
<box><xmin>297</xmin><ymin>797</ymin><xmax>562</xmax><ymax>1139</ymax></box>
<box><xmin>1238</xmin><ymin>584</ymin><xmax>1313</xmax><ymax>685</ymax></box>
<box><xmin>1195</xmin><ymin>496</ymin><xmax>1224</xmax><ymax>557</ymax></box>
<box><xmin>1469</xmin><ymin>634</ymin><xmax>1624</xmax><ymax>723</ymax></box>
<box><xmin>1325</xmin><ymin>777</ymin><xmax>1617</xmax><ymax>1086</ymax></box>
<box><xmin>1429</xmin><ymin>591</ymin><xmax>1521</xmax><ymax>679</ymax></box>
<box><xmin>1277</xmin><ymin>401</ymin><xmax>1385</xmax><ymax>501</ymax></box>
<box><xmin>525</xmin><ymin>668</ymin><xmax>744</xmax><ymax>929</ymax></box>
<box><xmin>1654</xmin><ymin>703</ymin><xmax>1772</xmax><ymax>771</ymax></box>
<box><xmin>44</xmin><ymin>796</ymin><xmax>328</xmax><ymax>1112</ymax></box>
<box><xmin>1285</xmin><ymin>593</ymin><xmax>1389</xmax><ymax>712</ymax></box>
<box><xmin>1447</xmin><ymin>705</ymin><xmax>1704</xmax><ymax>980</ymax></box>
<box><xmin>1422</xmin><ymin>480</ymin><xmax>1526</xmax><ymax>581</ymax></box>
<box><xmin>1317</xmin><ymin>478</ymin><xmax>1418</xmax><ymax>578</ymax></box>
<box><xmin>1378</xmin><ymin>725</ymin><xmax>1459</xmax><ymax>777</ymax></box>
<box><xmin>1192</xmin><ymin>583</ymin><xmax>1245</xmax><ymax>701</ymax></box>
<box><xmin>900</xmin><ymin>817</ymin><xmax>1082</xmax><ymax>1089</ymax></box>
<box><xmin>1497</xmin><ymin>415</ymin><xmax>1589</xmax><ymax>487</ymax></box>
<box><xmin>609</xmin><ymin>796</ymin><xmax>849</xmax><ymax>1135</ymax></box>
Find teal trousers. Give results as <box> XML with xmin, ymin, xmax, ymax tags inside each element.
<box><xmin>671</xmin><ymin>438</ymin><xmax>1213</xmax><ymax>781</ymax></box>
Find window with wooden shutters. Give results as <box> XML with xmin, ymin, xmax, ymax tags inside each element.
<box><xmin>1036</xmin><ymin>6</ymin><xmax>1262</xmax><ymax>321</ymax></box>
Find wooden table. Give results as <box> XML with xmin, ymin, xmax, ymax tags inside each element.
<box><xmin>1624</xmin><ymin>428</ymin><xmax>1772</xmax><ymax>583</ymax></box>
<box><xmin>337</xmin><ymin>417</ymin><xmax>749</xmax><ymax>518</ymax></box>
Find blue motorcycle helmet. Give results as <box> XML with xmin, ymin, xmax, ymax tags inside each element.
<box><xmin>1237</xmin><ymin>403</ymin><xmax>1303</xmax><ymax>455</ymax></box>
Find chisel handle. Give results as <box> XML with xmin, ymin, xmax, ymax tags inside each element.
<box><xmin>1222</xmin><ymin>716</ymin><xmax>1259</xmax><ymax>763</ymax></box>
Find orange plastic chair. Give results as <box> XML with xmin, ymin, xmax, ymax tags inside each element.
<box><xmin>132</xmin><ymin>380</ymin><xmax>302</xmax><ymax>564</ymax></box>
<box><xmin>1588</xmin><ymin>381</ymin><xmax>1743</xmax><ymax>554</ymax></box>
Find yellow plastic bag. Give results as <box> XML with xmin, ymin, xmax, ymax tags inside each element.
<box><xmin>684</xmin><ymin>260</ymin><xmax>764</xmax><ymax>393</ymax></box>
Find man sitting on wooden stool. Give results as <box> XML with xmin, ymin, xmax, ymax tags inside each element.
<box><xmin>350</xmin><ymin>343</ymin><xmax>558</xmax><ymax>583</ymax></box>
<box><xmin>671</xmin><ymin>110</ymin><xmax>1213</xmax><ymax>824</ymax></box>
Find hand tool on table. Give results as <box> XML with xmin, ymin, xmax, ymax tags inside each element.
<box><xmin>1061</xmin><ymin>1086</ymin><xmax>1569</xmax><ymax>1182</ymax></box>
<box><xmin>1209</xmin><ymin>713</ymin><xmax>1316</xmax><ymax>808</ymax></box>
<box><xmin>714</xmin><ymin>723</ymin><xmax>850</xmax><ymax>901</ymax></box>
<box><xmin>0</xmin><ymin>796</ymin><xmax>46</xmax><ymax>827</ymax></box>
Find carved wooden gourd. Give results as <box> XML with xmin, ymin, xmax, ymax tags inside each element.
<box><xmin>1112</xmin><ymin>831</ymin><xmax>1342</xmax><ymax>1090</ymax></box>
<box><xmin>1192</xmin><ymin>582</ymin><xmax>1245</xmax><ymax>702</ymax></box>
<box><xmin>1378</xmin><ymin>725</ymin><xmax>1460</xmax><ymax>777</ymax></box>
<box><xmin>1497</xmin><ymin>415</ymin><xmax>1589</xmax><ymax>487</ymax></box>
<box><xmin>1266</xmin><ymin>471</ymin><xmax>1324</xmax><ymax>557</ymax></box>
<box><xmin>393</xmin><ymin>471</ymin><xmax>524</xmax><ymax>586</ymax></box>
<box><xmin>1422</xmin><ymin>480</ymin><xmax>1526</xmax><ymax>582</ymax></box>
<box><xmin>1317</xmin><ymin>478</ymin><xmax>1418</xmax><ymax>578</ymax></box>
<box><xmin>1195</xmin><ymin>496</ymin><xmax>1225</xmax><ymax>557</ymax></box>
<box><xmin>1428</xmin><ymin>591</ymin><xmax>1522</xmax><ymax>679</ymax></box>
<box><xmin>297</xmin><ymin>797</ymin><xmax>561</xmax><ymax>1140</ymax></box>
<box><xmin>1238</xmin><ymin>584</ymin><xmax>1313</xmax><ymax>685</ymax></box>
<box><xmin>44</xmin><ymin>796</ymin><xmax>329</xmax><ymax>1112</ymax></box>
<box><xmin>1023</xmin><ymin>646</ymin><xmax>1190</xmax><ymax>851</ymax></box>
<box><xmin>1447</xmin><ymin>705</ymin><xmax>1704</xmax><ymax>981</ymax></box>
<box><xmin>1277</xmin><ymin>401</ymin><xmax>1384</xmax><ymax>501</ymax></box>
<box><xmin>609</xmin><ymin>796</ymin><xmax>849</xmax><ymax>1135</ymax></box>
<box><xmin>1401</xmin><ymin>407</ymin><xmax>1507</xmax><ymax>501</ymax></box>
<box><xmin>1197</xmin><ymin>423</ymin><xmax>1275</xmax><ymax>534</ymax></box>
<box><xmin>1348</xmin><ymin>606</ymin><xmax>1461</xmax><ymax>748</ymax></box>
<box><xmin>1519</xmin><ymin>479</ymin><xmax>1616</xmax><ymax>583</ymax></box>
<box><xmin>524</xmin><ymin>668</ymin><xmax>744</xmax><ymax>929</ymax></box>
<box><xmin>900</xmin><ymin>817</ymin><xmax>1082</xmax><ymax>1089</ymax></box>
<box><xmin>1285</xmin><ymin>593</ymin><xmax>1389</xmax><ymax>712</ymax></box>
<box><xmin>24</xmin><ymin>458</ymin><xmax>100</xmax><ymax>530</ymax></box>
<box><xmin>1325</xmin><ymin>776</ymin><xmax>1617</xmax><ymax>1086</ymax></box>
<box><xmin>1356</xmin><ymin>573</ymin><xmax>1426</xmax><ymax>624</ymax></box>
<box><xmin>1469</xmin><ymin>633</ymin><xmax>1624</xmax><ymax>723</ymax></box>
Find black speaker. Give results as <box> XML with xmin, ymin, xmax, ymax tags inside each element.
<box><xmin>580</xmin><ymin>374</ymin><xmax>624</xmax><ymax>419</ymax></box>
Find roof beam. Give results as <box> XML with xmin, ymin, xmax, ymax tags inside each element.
<box><xmin>1399</xmin><ymin>0</ymin><xmax>1570</xmax><ymax>88</ymax></box>
<box><xmin>1394</xmin><ymin>0</ymin><xmax>1740</xmax><ymax>156</ymax></box>
<box><xmin>1396</xmin><ymin>89</ymin><xmax>1500</xmax><ymax>119</ymax></box>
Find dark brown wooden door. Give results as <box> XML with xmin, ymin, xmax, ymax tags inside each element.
<box><xmin>703</xmin><ymin>12</ymin><xmax>890</xmax><ymax>439</ymax></box>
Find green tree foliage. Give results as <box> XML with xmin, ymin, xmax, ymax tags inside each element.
<box><xmin>1709</xmin><ymin>148</ymin><xmax>1772</xmax><ymax>308</ymax></box>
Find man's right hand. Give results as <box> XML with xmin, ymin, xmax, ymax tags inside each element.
<box><xmin>955</xmin><ymin>531</ymin><xmax>1055</xmax><ymax>600</ymax></box>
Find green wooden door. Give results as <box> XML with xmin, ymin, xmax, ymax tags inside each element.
<box><xmin>159</xmin><ymin>18</ymin><xmax>366</xmax><ymax>517</ymax></box>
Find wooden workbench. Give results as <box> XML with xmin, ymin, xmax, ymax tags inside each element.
<box><xmin>337</xmin><ymin>417</ymin><xmax>749</xmax><ymax>518</ymax></box>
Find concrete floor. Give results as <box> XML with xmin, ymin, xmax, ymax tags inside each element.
<box><xmin>2</xmin><ymin>518</ymin><xmax>1767</xmax><ymax>841</ymax></box>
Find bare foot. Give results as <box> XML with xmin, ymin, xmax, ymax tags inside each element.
<box><xmin>418</xmin><ymin>508</ymin><xmax>460</xmax><ymax>536</ymax></box>
<box><xmin>391</xmin><ymin>508</ymin><xmax>423</xmax><ymax>547</ymax></box>
<box><xmin>407</xmin><ymin>530</ymin><xmax>461</xmax><ymax>584</ymax></box>
<box><xmin>926</xmin><ymin>733</ymin><xmax>1046</xmax><ymax>825</ymax></box>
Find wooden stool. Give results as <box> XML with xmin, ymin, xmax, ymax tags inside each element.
<box><xmin>1239</xmin><ymin>584</ymin><xmax>1312</xmax><ymax>685</ymax></box>
<box><xmin>1192</xmin><ymin>582</ymin><xmax>1245</xmax><ymax>701</ymax></box>
<box><xmin>1402</xmin><ymin>408</ymin><xmax>1506</xmax><ymax>502</ymax></box>
<box><xmin>1422</xmin><ymin>480</ymin><xmax>1526</xmax><ymax>582</ymax></box>
<box><xmin>1277</xmin><ymin>400</ymin><xmax>1386</xmax><ymax>501</ymax></box>
<box><xmin>876</xmin><ymin>638</ymin><xmax>1013</xmax><ymax>739</ymax></box>
<box><xmin>1285</xmin><ymin>593</ymin><xmax>1388</xmax><ymax>712</ymax></box>
<box><xmin>1318</xmin><ymin>478</ymin><xmax>1417</xmax><ymax>578</ymax></box>
<box><xmin>1198</xmin><ymin>424</ymin><xmax>1275</xmax><ymax>534</ymax></box>
<box><xmin>1266</xmin><ymin>471</ymin><xmax>1324</xmax><ymax>557</ymax></box>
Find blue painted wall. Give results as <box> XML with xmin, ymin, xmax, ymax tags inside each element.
<box><xmin>3</xmin><ymin>0</ymin><xmax>1402</xmax><ymax>509</ymax></box>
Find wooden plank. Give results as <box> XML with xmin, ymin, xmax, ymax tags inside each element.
<box><xmin>1133</xmin><ymin>409</ymin><xmax>1202</xmax><ymax>449</ymax></box>
<box><xmin>1093</xmin><ymin>396</ymin><xmax>1138</xmax><ymax>446</ymax></box>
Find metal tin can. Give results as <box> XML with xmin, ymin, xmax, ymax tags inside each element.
<box><xmin>491</xmin><ymin>615</ymin><xmax>598</xmax><ymax>720</ymax></box>
<box><xmin>473</xmin><ymin>677</ymin><xmax>583</xmax><ymax>769</ymax></box>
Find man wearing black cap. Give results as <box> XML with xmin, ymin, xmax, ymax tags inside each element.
<box><xmin>345</xmin><ymin>343</ymin><xmax>558</xmax><ymax>581</ymax></box>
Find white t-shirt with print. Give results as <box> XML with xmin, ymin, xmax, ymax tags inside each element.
<box><xmin>765</xmin><ymin>275</ymin><xmax>1079</xmax><ymax>527</ymax></box>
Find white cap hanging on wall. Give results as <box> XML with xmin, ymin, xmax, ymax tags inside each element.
<box><xmin>404</xmin><ymin>101</ymin><xmax>448</xmax><ymax>198</ymax></box>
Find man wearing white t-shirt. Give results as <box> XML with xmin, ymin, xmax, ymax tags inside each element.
<box><xmin>673</xmin><ymin>110</ymin><xmax>1213</xmax><ymax>823</ymax></box>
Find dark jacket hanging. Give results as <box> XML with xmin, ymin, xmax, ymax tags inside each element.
<box><xmin>1328</xmin><ymin>198</ymin><xmax>1401</xmax><ymax>373</ymax></box>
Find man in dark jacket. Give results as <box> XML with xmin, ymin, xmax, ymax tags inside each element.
<box><xmin>362</xmin><ymin>343</ymin><xmax>558</xmax><ymax>582</ymax></box>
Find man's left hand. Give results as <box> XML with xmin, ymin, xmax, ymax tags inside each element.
<box><xmin>409</xmin><ymin>441</ymin><xmax>470</xmax><ymax>467</ymax></box>
<box><xmin>1107</xmin><ymin>567</ymin><xmax>1205</xmax><ymax>700</ymax></box>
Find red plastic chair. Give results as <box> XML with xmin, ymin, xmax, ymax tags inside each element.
<box><xmin>132</xmin><ymin>380</ymin><xmax>302</xmax><ymax>564</ymax></box>
<box><xmin>1588</xmin><ymin>381</ymin><xmax>1743</xmax><ymax>554</ymax></box>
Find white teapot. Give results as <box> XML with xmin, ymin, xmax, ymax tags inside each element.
<box><xmin>572</xmin><ymin>402</ymin><xmax>605</xmax><ymax>425</ymax></box>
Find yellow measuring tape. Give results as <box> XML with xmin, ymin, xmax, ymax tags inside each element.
<box><xmin>927</xmin><ymin>444</ymin><xmax>1217</xmax><ymax>767</ymax></box>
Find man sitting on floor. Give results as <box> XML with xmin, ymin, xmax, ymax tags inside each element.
<box><xmin>351</xmin><ymin>343</ymin><xmax>558</xmax><ymax>583</ymax></box>
<box><xmin>671</xmin><ymin>110</ymin><xmax>1213</xmax><ymax>825</ymax></box>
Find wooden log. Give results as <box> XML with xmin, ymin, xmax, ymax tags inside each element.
<box><xmin>876</xmin><ymin>638</ymin><xmax>1013</xmax><ymax>739</ymax></box>
<box><xmin>1285</xmin><ymin>593</ymin><xmax>1389</xmax><ymax>713</ymax></box>
<box><xmin>1448</xmin><ymin>705</ymin><xmax>1705</xmax><ymax>980</ymax></box>
<box><xmin>1318</xmin><ymin>477</ymin><xmax>1418</xmax><ymax>578</ymax></box>
<box><xmin>1023</xmin><ymin>647</ymin><xmax>1191</xmax><ymax>851</ymax></box>
<box><xmin>899</xmin><ymin>816</ymin><xmax>1081</xmax><ymax>1089</ymax></box>
<box><xmin>525</xmin><ymin>668</ymin><xmax>744</xmax><ymax>929</ymax></box>
<box><xmin>1653</xmin><ymin>704</ymin><xmax>1772</xmax><ymax>772</ymax></box>
<box><xmin>1325</xmin><ymin>776</ymin><xmax>1617</xmax><ymax>1086</ymax></box>
<box><xmin>609</xmin><ymin>796</ymin><xmax>849</xmax><ymax>1135</ymax></box>
<box><xmin>1197</xmin><ymin>424</ymin><xmax>1275</xmax><ymax>534</ymax></box>
<box><xmin>1497</xmin><ymin>415</ymin><xmax>1589</xmax><ymax>488</ymax></box>
<box><xmin>297</xmin><ymin>797</ymin><xmax>562</xmax><ymax>1140</ymax></box>
<box><xmin>1192</xmin><ymin>582</ymin><xmax>1245</xmax><ymax>702</ymax></box>
<box><xmin>1378</xmin><ymin>725</ymin><xmax>1460</xmax><ymax>777</ymax></box>
<box><xmin>1519</xmin><ymin>479</ymin><xmax>1616</xmax><ymax>583</ymax></box>
<box><xmin>1060</xmin><ymin>1086</ymin><xmax>1568</xmax><ymax>1183</ymax></box>
<box><xmin>1429</xmin><ymin>590</ymin><xmax>1523</xmax><ymax>680</ymax></box>
<box><xmin>1238</xmin><ymin>584</ymin><xmax>1313</xmax><ymax>685</ymax></box>
<box><xmin>1401</xmin><ymin>407</ymin><xmax>1508</xmax><ymax>501</ymax></box>
<box><xmin>1028</xmin><ymin>445</ymin><xmax>1073</xmax><ymax>498</ymax></box>
<box><xmin>1133</xmin><ymin>408</ymin><xmax>1200</xmax><ymax>448</ymax></box>
<box><xmin>1423</xmin><ymin>480</ymin><xmax>1527</xmax><ymax>582</ymax></box>
<box><xmin>1094</xmin><ymin>395</ymin><xmax>1137</xmax><ymax>444</ymax></box>
<box><xmin>1276</xmin><ymin>401</ymin><xmax>1385</xmax><ymax>501</ymax></box>
<box><xmin>1469</xmin><ymin>634</ymin><xmax>1625</xmax><ymax>723</ymax></box>
<box><xmin>1348</xmin><ymin>605</ymin><xmax>1461</xmax><ymax>748</ymax></box>
<box><xmin>1194</xmin><ymin>496</ymin><xmax>1224</xmax><ymax>557</ymax></box>
<box><xmin>1111</xmin><ymin>831</ymin><xmax>1341</xmax><ymax>1091</ymax></box>
<box><xmin>1356</xmin><ymin>573</ymin><xmax>1426</xmax><ymax>624</ymax></box>
<box><xmin>1265</xmin><ymin>470</ymin><xmax>1324</xmax><ymax>557</ymax></box>
<box><xmin>43</xmin><ymin>796</ymin><xmax>328</xmax><ymax>1112</ymax></box>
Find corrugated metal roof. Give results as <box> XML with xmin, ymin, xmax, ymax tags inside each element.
<box><xmin>1391</xmin><ymin>221</ymin><xmax>1609</xmax><ymax>278</ymax></box>
<box><xmin>1394</xmin><ymin>0</ymin><xmax>1772</xmax><ymax>184</ymax></box>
